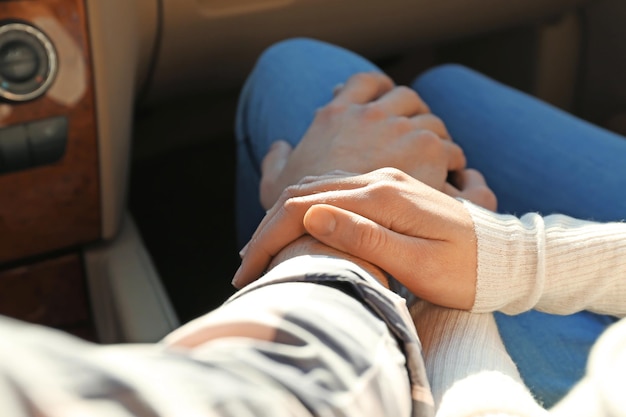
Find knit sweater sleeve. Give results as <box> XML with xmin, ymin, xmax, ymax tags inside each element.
<box><xmin>461</xmin><ymin>201</ymin><xmax>626</xmax><ymax>316</ymax></box>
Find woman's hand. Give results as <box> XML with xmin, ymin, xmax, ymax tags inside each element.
<box><xmin>259</xmin><ymin>72</ymin><xmax>468</xmax><ymax>209</ymax></box>
<box><xmin>234</xmin><ymin>168</ymin><xmax>486</xmax><ymax>310</ymax></box>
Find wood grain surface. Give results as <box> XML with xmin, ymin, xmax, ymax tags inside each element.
<box><xmin>0</xmin><ymin>0</ymin><xmax>101</xmax><ymax>263</ymax></box>
<box><xmin>0</xmin><ymin>252</ymin><xmax>97</xmax><ymax>340</ymax></box>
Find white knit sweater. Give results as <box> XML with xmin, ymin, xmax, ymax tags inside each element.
<box><xmin>420</xmin><ymin>201</ymin><xmax>626</xmax><ymax>417</ymax></box>
<box><xmin>464</xmin><ymin>202</ymin><xmax>626</xmax><ymax>317</ymax></box>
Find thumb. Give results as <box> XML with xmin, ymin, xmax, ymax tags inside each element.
<box><xmin>303</xmin><ymin>204</ymin><xmax>476</xmax><ymax>309</ymax></box>
<box><xmin>260</xmin><ymin>140</ymin><xmax>293</xmax><ymax>209</ymax></box>
<box><xmin>303</xmin><ymin>203</ymin><xmax>422</xmax><ymax>282</ymax></box>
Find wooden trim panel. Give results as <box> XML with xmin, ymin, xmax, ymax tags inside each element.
<box><xmin>0</xmin><ymin>0</ymin><xmax>101</xmax><ymax>263</ymax></box>
<box><xmin>0</xmin><ymin>253</ymin><xmax>96</xmax><ymax>340</ymax></box>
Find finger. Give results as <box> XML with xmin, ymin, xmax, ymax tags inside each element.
<box><xmin>234</xmin><ymin>176</ymin><xmax>376</xmax><ymax>287</ymax></box>
<box><xmin>261</xmin><ymin>140</ymin><xmax>292</xmax><ymax>180</ymax></box>
<box><xmin>333</xmin><ymin>72</ymin><xmax>394</xmax><ymax>105</ymax></box>
<box><xmin>251</xmin><ymin>175</ymin><xmax>361</xmax><ymax>247</ymax></box>
<box><xmin>442</xmin><ymin>181</ymin><xmax>462</xmax><ymax>198</ymax></box>
<box><xmin>374</xmin><ymin>86</ymin><xmax>430</xmax><ymax>117</ymax></box>
<box><xmin>332</xmin><ymin>83</ymin><xmax>344</xmax><ymax>96</ymax></box>
<box><xmin>235</xmin><ymin>214</ymin><xmax>305</xmax><ymax>287</ymax></box>
<box><xmin>444</xmin><ymin>141</ymin><xmax>467</xmax><ymax>172</ymax></box>
<box><xmin>259</xmin><ymin>141</ymin><xmax>293</xmax><ymax>209</ymax></box>
<box><xmin>455</xmin><ymin>169</ymin><xmax>498</xmax><ymax>210</ymax></box>
<box><xmin>454</xmin><ymin>168</ymin><xmax>487</xmax><ymax>191</ymax></box>
<box><xmin>399</xmin><ymin>129</ymin><xmax>465</xmax><ymax>173</ymax></box>
<box><xmin>410</xmin><ymin>113</ymin><xmax>450</xmax><ymax>139</ymax></box>
<box><xmin>445</xmin><ymin>170</ymin><xmax>488</xmax><ymax>199</ymax></box>
<box><xmin>233</xmin><ymin>189</ymin><xmax>358</xmax><ymax>288</ymax></box>
<box><xmin>255</xmin><ymin>171</ymin><xmax>374</xmax><ymax>239</ymax></box>
<box><xmin>260</xmin><ymin>167</ymin><xmax>414</xmax><ymax>237</ymax></box>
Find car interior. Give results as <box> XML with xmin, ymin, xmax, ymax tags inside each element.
<box><xmin>1</xmin><ymin>0</ymin><xmax>625</xmax><ymax>344</ymax></box>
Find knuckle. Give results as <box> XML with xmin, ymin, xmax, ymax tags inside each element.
<box><xmin>394</xmin><ymin>85</ymin><xmax>416</xmax><ymax>98</ymax></box>
<box><xmin>390</xmin><ymin>117</ymin><xmax>414</xmax><ymax>136</ymax></box>
<box><xmin>396</xmin><ymin>86</ymin><xmax>429</xmax><ymax>113</ymax></box>
<box><xmin>452</xmin><ymin>142</ymin><xmax>465</xmax><ymax>157</ymax></box>
<box><xmin>374</xmin><ymin>166</ymin><xmax>405</xmax><ymax>180</ymax></box>
<box><xmin>373</xmin><ymin>71</ymin><xmax>393</xmax><ymax>85</ymax></box>
<box><xmin>389</xmin><ymin>168</ymin><xmax>410</xmax><ymax>182</ymax></box>
<box><xmin>282</xmin><ymin>196</ymin><xmax>301</xmax><ymax>213</ymax></box>
<box><xmin>393</xmin><ymin>167</ymin><xmax>411</xmax><ymax>181</ymax></box>
<box><xmin>297</xmin><ymin>174</ymin><xmax>319</xmax><ymax>185</ymax></box>
<box><xmin>397</xmin><ymin>86</ymin><xmax>426</xmax><ymax>109</ymax></box>
<box><xmin>361</xmin><ymin>102</ymin><xmax>387</xmax><ymax>122</ymax></box>
<box><xmin>449</xmin><ymin>142</ymin><xmax>467</xmax><ymax>164</ymax></box>
<box><xmin>317</xmin><ymin>102</ymin><xmax>347</xmax><ymax>119</ymax></box>
<box><xmin>353</xmin><ymin>217</ymin><xmax>387</xmax><ymax>254</ymax></box>
<box><xmin>424</xmin><ymin>114</ymin><xmax>447</xmax><ymax>134</ymax></box>
<box><xmin>367</xmin><ymin>170</ymin><xmax>409</xmax><ymax>196</ymax></box>
<box><xmin>281</xmin><ymin>195</ymin><xmax>311</xmax><ymax>220</ymax></box>
<box><xmin>416</xmin><ymin>129</ymin><xmax>442</xmax><ymax>145</ymax></box>
<box><xmin>282</xmin><ymin>183</ymin><xmax>304</xmax><ymax>200</ymax></box>
<box><xmin>409</xmin><ymin>130</ymin><xmax>445</xmax><ymax>155</ymax></box>
<box><xmin>352</xmin><ymin>72</ymin><xmax>378</xmax><ymax>86</ymax></box>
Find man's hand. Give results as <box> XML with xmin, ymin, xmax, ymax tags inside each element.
<box><xmin>234</xmin><ymin>168</ymin><xmax>486</xmax><ymax>310</ymax></box>
<box><xmin>259</xmin><ymin>72</ymin><xmax>468</xmax><ymax>209</ymax></box>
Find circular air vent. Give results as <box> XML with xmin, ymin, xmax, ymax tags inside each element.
<box><xmin>0</xmin><ymin>22</ymin><xmax>58</xmax><ymax>102</ymax></box>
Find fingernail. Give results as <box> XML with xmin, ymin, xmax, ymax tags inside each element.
<box><xmin>306</xmin><ymin>208</ymin><xmax>336</xmax><ymax>236</ymax></box>
<box><xmin>239</xmin><ymin>242</ymin><xmax>249</xmax><ymax>258</ymax></box>
<box><xmin>231</xmin><ymin>265</ymin><xmax>243</xmax><ymax>288</ymax></box>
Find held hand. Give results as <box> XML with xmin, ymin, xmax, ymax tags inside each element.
<box><xmin>259</xmin><ymin>72</ymin><xmax>467</xmax><ymax>209</ymax></box>
<box><xmin>266</xmin><ymin>235</ymin><xmax>391</xmax><ymax>289</ymax></box>
<box><xmin>235</xmin><ymin>168</ymin><xmax>485</xmax><ymax>310</ymax></box>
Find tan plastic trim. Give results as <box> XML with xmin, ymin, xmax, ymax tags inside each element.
<box><xmin>84</xmin><ymin>214</ymin><xmax>179</xmax><ymax>343</ymax></box>
<box><xmin>534</xmin><ymin>12</ymin><xmax>581</xmax><ymax>111</ymax></box>
<box><xmin>145</xmin><ymin>0</ymin><xmax>590</xmax><ymax>103</ymax></box>
<box><xmin>84</xmin><ymin>0</ymin><xmax>158</xmax><ymax>239</ymax></box>
<box><xmin>196</xmin><ymin>0</ymin><xmax>294</xmax><ymax>17</ymax></box>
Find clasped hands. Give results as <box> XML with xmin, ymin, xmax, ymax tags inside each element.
<box><xmin>234</xmin><ymin>72</ymin><xmax>496</xmax><ymax>310</ymax></box>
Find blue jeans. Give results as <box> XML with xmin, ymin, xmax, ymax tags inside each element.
<box><xmin>235</xmin><ymin>38</ymin><xmax>626</xmax><ymax>407</ymax></box>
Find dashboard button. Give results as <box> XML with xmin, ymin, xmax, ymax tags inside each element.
<box><xmin>0</xmin><ymin>124</ymin><xmax>30</xmax><ymax>173</ymax></box>
<box><xmin>26</xmin><ymin>116</ymin><xmax>67</xmax><ymax>165</ymax></box>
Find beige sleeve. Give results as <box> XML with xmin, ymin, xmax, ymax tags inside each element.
<box><xmin>410</xmin><ymin>302</ymin><xmax>547</xmax><ymax>417</ymax></box>
<box><xmin>462</xmin><ymin>201</ymin><xmax>626</xmax><ymax>316</ymax></box>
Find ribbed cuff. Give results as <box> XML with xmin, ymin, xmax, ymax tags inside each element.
<box><xmin>461</xmin><ymin>201</ymin><xmax>545</xmax><ymax>314</ymax></box>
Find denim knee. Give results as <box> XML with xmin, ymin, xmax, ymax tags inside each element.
<box><xmin>413</xmin><ymin>63</ymin><xmax>485</xmax><ymax>93</ymax></box>
<box><xmin>253</xmin><ymin>37</ymin><xmax>339</xmax><ymax>75</ymax></box>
